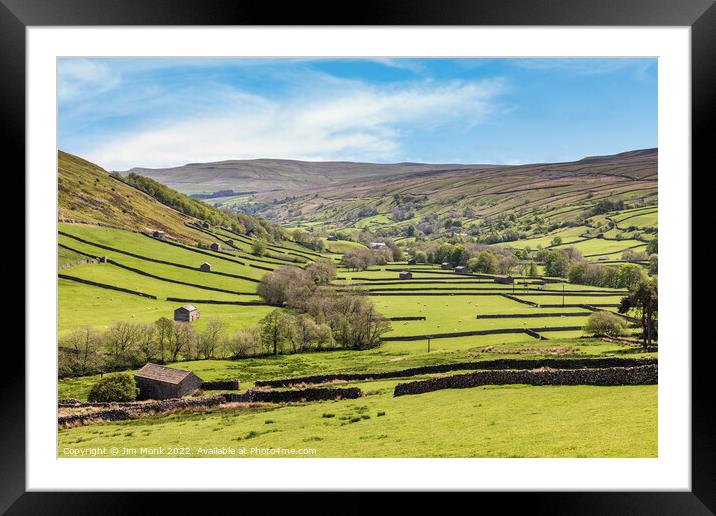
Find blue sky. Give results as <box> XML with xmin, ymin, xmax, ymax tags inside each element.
<box><xmin>58</xmin><ymin>58</ymin><xmax>657</xmax><ymax>170</ymax></box>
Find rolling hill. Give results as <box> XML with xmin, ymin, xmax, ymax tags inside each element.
<box><xmin>58</xmin><ymin>150</ymin><xmax>283</xmax><ymax>245</ymax></box>
<box><xmin>122</xmin><ymin>159</ymin><xmax>491</xmax><ymax>196</ymax></box>
<box><xmin>253</xmin><ymin>148</ymin><xmax>658</xmax><ymax>241</ymax></box>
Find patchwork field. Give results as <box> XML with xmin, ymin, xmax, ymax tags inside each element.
<box><xmin>56</xmin><ymin>149</ymin><xmax>658</xmax><ymax>459</ymax></box>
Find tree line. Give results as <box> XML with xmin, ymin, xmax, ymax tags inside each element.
<box><xmin>60</xmin><ymin>259</ymin><xmax>393</xmax><ymax>377</ymax></box>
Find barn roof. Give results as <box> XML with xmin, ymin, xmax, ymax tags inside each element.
<box><xmin>176</xmin><ymin>304</ymin><xmax>197</xmax><ymax>312</ymax></box>
<box><xmin>135</xmin><ymin>363</ymin><xmax>194</xmax><ymax>385</ymax></box>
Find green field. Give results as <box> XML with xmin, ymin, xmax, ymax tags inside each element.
<box><xmin>56</xmin><ymin>149</ymin><xmax>658</xmax><ymax>459</ymax></box>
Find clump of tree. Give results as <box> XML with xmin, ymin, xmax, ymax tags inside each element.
<box><xmin>583</xmin><ymin>311</ymin><xmax>628</xmax><ymax>338</ymax></box>
<box><xmin>567</xmin><ymin>261</ymin><xmax>646</xmax><ymax>289</ymax></box>
<box><xmin>251</xmin><ymin>239</ymin><xmax>267</xmax><ymax>256</ymax></box>
<box><xmin>256</xmin><ymin>267</ymin><xmax>317</xmax><ymax>306</ymax></box>
<box><xmin>59</xmin><ymin>317</ymin><xmax>231</xmax><ymax>377</ymax></box>
<box><xmin>87</xmin><ymin>373</ymin><xmax>139</xmax><ymax>403</ymax></box>
<box><xmin>619</xmin><ymin>278</ymin><xmax>658</xmax><ymax>348</ymax></box>
<box><xmin>341</xmin><ymin>248</ymin><xmax>392</xmax><ymax>271</ymax></box>
<box><xmin>114</xmin><ymin>172</ymin><xmax>284</xmax><ymax>240</ymax></box>
<box><xmin>290</xmin><ymin>228</ymin><xmax>326</xmax><ymax>252</ymax></box>
<box><xmin>305</xmin><ymin>259</ymin><xmax>337</xmax><ymax>285</ymax></box>
<box><xmin>254</xmin><ymin>265</ymin><xmax>392</xmax><ymax>354</ymax></box>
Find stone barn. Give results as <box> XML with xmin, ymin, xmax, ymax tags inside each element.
<box><xmin>98</xmin><ymin>256</ymin><xmax>108</xmax><ymax>263</ymax></box>
<box><xmin>494</xmin><ymin>275</ymin><xmax>514</xmax><ymax>284</ymax></box>
<box><xmin>135</xmin><ymin>363</ymin><xmax>204</xmax><ymax>400</ymax></box>
<box><xmin>327</xmin><ymin>235</ymin><xmax>337</xmax><ymax>241</ymax></box>
<box><xmin>199</xmin><ymin>262</ymin><xmax>212</xmax><ymax>272</ymax></box>
<box><xmin>152</xmin><ymin>230</ymin><xmax>165</xmax><ymax>239</ymax></box>
<box><xmin>407</xmin><ymin>259</ymin><xmax>417</xmax><ymax>265</ymax></box>
<box><xmin>454</xmin><ymin>266</ymin><xmax>469</xmax><ymax>275</ymax></box>
<box><xmin>210</xmin><ymin>242</ymin><xmax>221</xmax><ymax>252</ymax></box>
<box><xmin>370</xmin><ymin>242</ymin><xmax>387</xmax><ymax>250</ymax></box>
<box><xmin>227</xmin><ymin>239</ymin><xmax>234</xmax><ymax>246</ymax></box>
<box><xmin>174</xmin><ymin>304</ymin><xmax>199</xmax><ymax>322</ymax></box>
<box><xmin>441</xmin><ymin>262</ymin><xmax>454</xmax><ymax>270</ymax></box>
<box><xmin>399</xmin><ymin>271</ymin><xmax>413</xmax><ymax>280</ymax></box>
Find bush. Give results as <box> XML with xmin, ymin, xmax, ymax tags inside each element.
<box><xmin>87</xmin><ymin>374</ymin><xmax>139</xmax><ymax>402</ymax></box>
<box><xmin>583</xmin><ymin>311</ymin><xmax>628</xmax><ymax>338</ymax></box>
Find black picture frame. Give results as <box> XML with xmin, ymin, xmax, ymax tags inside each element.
<box><xmin>6</xmin><ymin>0</ymin><xmax>710</xmax><ymax>513</ymax></box>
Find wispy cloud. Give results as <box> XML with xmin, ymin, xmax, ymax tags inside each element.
<box><xmin>67</xmin><ymin>75</ymin><xmax>507</xmax><ymax>170</ymax></box>
<box><xmin>59</xmin><ymin>59</ymin><xmax>122</xmax><ymax>102</ymax></box>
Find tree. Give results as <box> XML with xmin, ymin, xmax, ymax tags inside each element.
<box><xmin>198</xmin><ymin>319</ymin><xmax>228</xmax><ymax>359</ymax></box>
<box><xmin>449</xmin><ymin>245</ymin><xmax>470</xmax><ymax>266</ymax></box>
<box><xmin>544</xmin><ymin>250</ymin><xmax>570</xmax><ymax>278</ymax></box>
<box><xmin>252</xmin><ymin>239</ymin><xmax>268</xmax><ymax>256</ymax></box>
<box><xmin>87</xmin><ymin>374</ymin><xmax>138</xmax><ymax>403</ymax></box>
<box><xmin>59</xmin><ymin>326</ymin><xmax>102</xmax><ymax>375</ymax></box>
<box><xmin>257</xmin><ymin>267</ymin><xmax>315</xmax><ymax>306</ymax></box>
<box><xmin>550</xmin><ymin>236</ymin><xmax>562</xmax><ymax>247</ymax></box>
<box><xmin>475</xmin><ymin>251</ymin><xmax>499</xmax><ymax>274</ymax></box>
<box><xmin>328</xmin><ymin>294</ymin><xmax>392</xmax><ymax>349</ymax></box>
<box><xmin>648</xmin><ymin>254</ymin><xmax>658</xmax><ymax>275</ymax></box>
<box><xmin>619</xmin><ymin>278</ymin><xmax>658</xmax><ymax>348</ymax></box>
<box><xmin>305</xmin><ymin>259</ymin><xmax>337</xmax><ymax>285</ymax></box>
<box><xmin>167</xmin><ymin>322</ymin><xmax>197</xmax><ymax>361</ymax></box>
<box><xmin>528</xmin><ymin>261</ymin><xmax>538</xmax><ymax>276</ymax></box>
<box><xmin>259</xmin><ymin>310</ymin><xmax>295</xmax><ymax>355</ymax></box>
<box><xmin>104</xmin><ymin>321</ymin><xmax>143</xmax><ymax>368</ymax></box>
<box><xmin>584</xmin><ymin>311</ymin><xmax>628</xmax><ymax>337</ymax></box>
<box><xmin>154</xmin><ymin>317</ymin><xmax>175</xmax><ymax>363</ymax></box>
<box><xmin>228</xmin><ymin>326</ymin><xmax>262</xmax><ymax>357</ymax></box>
<box><xmin>289</xmin><ymin>313</ymin><xmax>321</xmax><ymax>352</ymax></box>
<box><xmin>136</xmin><ymin>323</ymin><xmax>159</xmax><ymax>364</ymax></box>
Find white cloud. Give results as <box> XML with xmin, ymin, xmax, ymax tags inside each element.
<box><xmin>79</xmin><ymin>78</ymin><xmax>506</xmax><ymax>170</ymax></box>
<box><xmin>58</xmin><ymin>59</ymin><xmax>122</xmax><ymax>102</ymax></box>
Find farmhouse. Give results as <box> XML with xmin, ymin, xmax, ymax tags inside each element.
<box><xmin>494</xmin><ymin>275</ymin><xmax>515</xmax><ymax>284</ymax></box>
<box><xmin>454</xmin><ymin>266</ymin><xmax>469</xmax><ymax>275</ymax></box>
<box><xmin>370</xmin><ymin>242</ymin><xmax>387</xmax><ymax>250</ymax></box>
<box><xmin>152</xmin><ymin>230</ymin><xmax>165</xmax><ymax>239</ymax></box>
<box><xmin>174</xmin><ymin>304</ymin><xmax>199</xmax><ymax>322</ymax></box>
<box><xmin>210</xmin><ymin>242</ymin><xmax>221</xmax><ymax>252</ymax></box>
<box><xmin>441</xmin><ymin>262</ymin><xmax>454</xmax><ymax>270</ymax></box>
<box><xmin>135</xmin><ymin>363</ymin><xmax>204</xmax><ymax>400</ymax></box>
<box><xmin>199</xmin><ymin>262</ymin><xmax>212</xmax><ymax>272</ymax></box>
<box><xmin>98</xmin><ymin>256</ymin><xmax>108</xmax><ymax>263</ymax></box>
<box><xmin>399</xmin><ymin>271</ymin><xmax>413</xmax><ymax>280</ymax></box>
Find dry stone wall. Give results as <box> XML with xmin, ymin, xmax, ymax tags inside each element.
<box><xmin>393</xmin><ymin>364</ymin><xmax>658</xmax><ymax>396</ymax></box>
<box><xmin>255</xmin><ymin>357</ymin><xmax>658</xmax><ymax>388</ymax></box>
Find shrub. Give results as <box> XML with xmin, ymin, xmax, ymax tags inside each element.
<box><xmin>583</xmin><ymin>311</ymin><xmax>628</xmax><ymax>338</ymax></box>
<box><xmin>87</xmin><ymin>373</ymin><xmax>139</xmax><ymax>403</ymax></box>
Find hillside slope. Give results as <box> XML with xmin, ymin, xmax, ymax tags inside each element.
<box><xmin>123</xmin><ymin>159</ymin><xmax>490</xmax><ymax>195</ymax></box>
<box><xmin>256</xmin><ymin>148</ymin><xmax>657</xmax><ymax>239</ymax></box>
<box><xmin>59</xmin><ymin>151</ymin><xmax>214</xmax><ymax>245</ymax></box>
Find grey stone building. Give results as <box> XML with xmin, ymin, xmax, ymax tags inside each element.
<box><xmin>199</xmin><ymin>262</ymin><xmax>212</xmax><ymax>272</ymax></box>
<box><xmin>135</xmin><ymin>363</ymin><xmax>204</xmax><ymax>400</ymax></box>
<box><xmin>174</xmin><ymin>304</ymin><xmax>199</xmax><ymax>322</ymax></box>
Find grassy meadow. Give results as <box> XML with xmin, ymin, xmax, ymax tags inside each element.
<box><xmin>56</xmin><ymin>148</ymin><xmax>658</xmax><ymax>459</ymax></box>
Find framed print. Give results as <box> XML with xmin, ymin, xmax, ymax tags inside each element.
<box><xmin>8</xmin><ymin>0</ymin><xmax>713</xmax><ymax>512</ymax></box>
